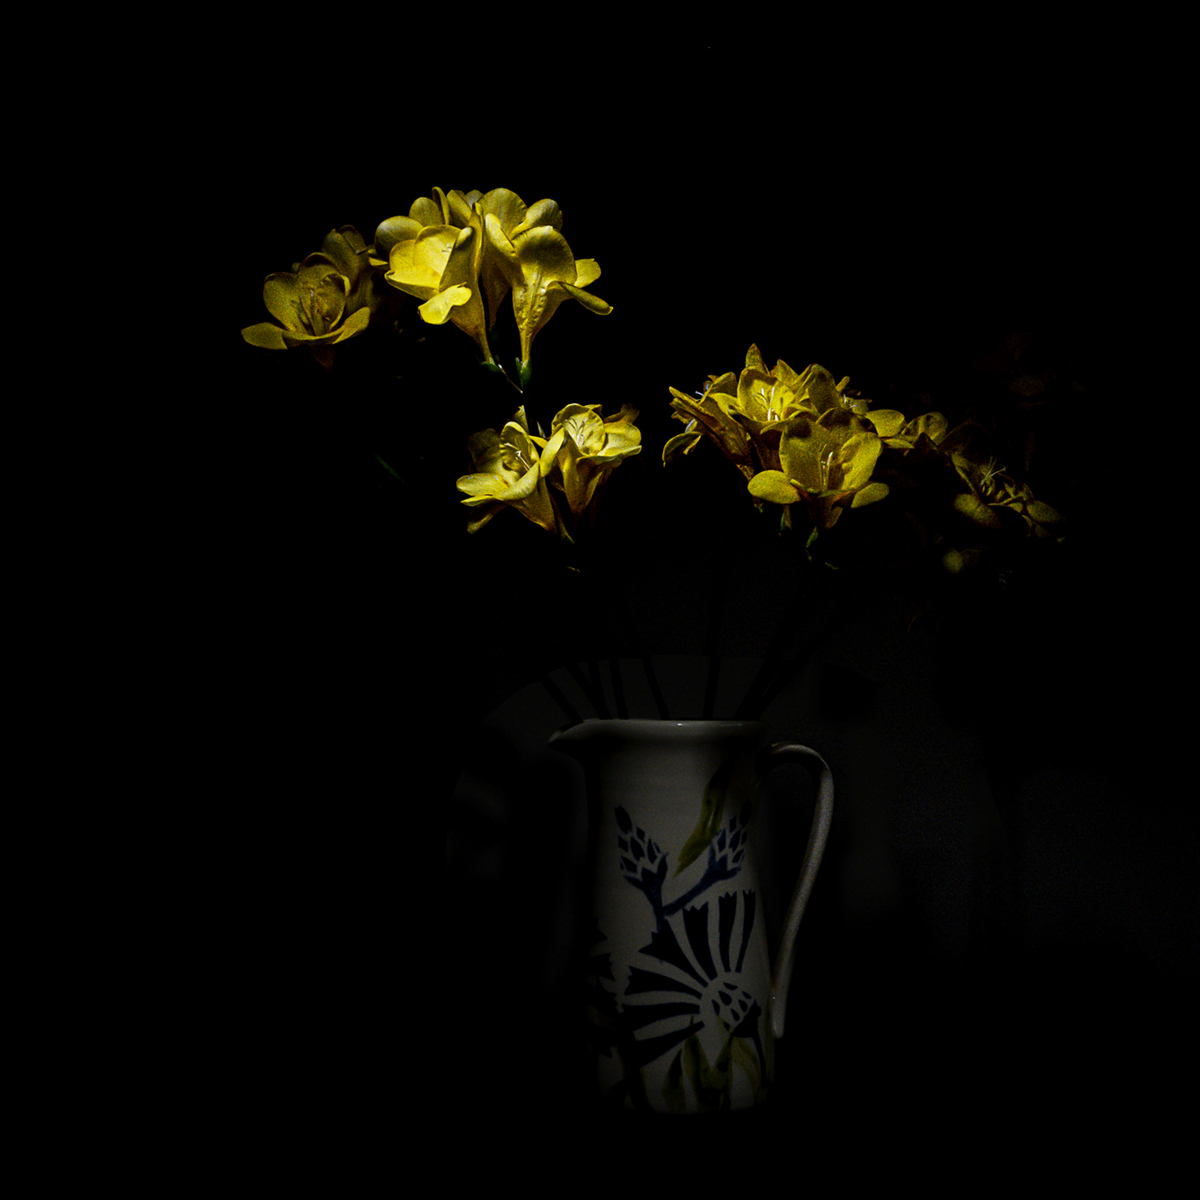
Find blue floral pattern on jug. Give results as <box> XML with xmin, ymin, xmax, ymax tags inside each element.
<box><xmin>588</xmin><ymin>806</ymin><xmax>770</xmax><ymax>1112</ymax></box>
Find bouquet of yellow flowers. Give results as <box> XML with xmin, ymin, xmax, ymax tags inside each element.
<box><xmin>241</xmin><ymin>183</ymin><xmax>1064</xmax><ymax>723</ymax></box>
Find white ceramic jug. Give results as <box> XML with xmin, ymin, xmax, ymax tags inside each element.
<box><xmin>550</xmin><ymin>719</ymin><xmax>833</xmax><ymax>1114</ymax></box>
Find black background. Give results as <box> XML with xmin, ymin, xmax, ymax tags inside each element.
<box><xmin>201</xmin><ymin>27</ymin><xmax>1190</xmax><ymax>1183</ymax></box>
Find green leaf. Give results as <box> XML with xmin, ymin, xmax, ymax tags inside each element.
<box><xmin>682</xmin><ymin>1034</ymin><xmax>708</xmax><ymax>1108</ymax></box>
<box><xmin>374</xmin><ymin>455</ymin><xmax>404</xmax><ymax>486</ymax></box>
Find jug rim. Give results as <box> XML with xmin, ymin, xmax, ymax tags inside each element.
<box><xmin>549</xmin><ymin>717</ymin><xmax>768</xmax><ymax>749</ymax></box>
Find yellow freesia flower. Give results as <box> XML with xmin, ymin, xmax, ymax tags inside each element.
<box><xmin>484</xmin><ymin>218</ymin><xmax>611</xmax><ymax>383</ymax></box>
<box><xmin>949</xmin><ymin>452</ymin><xmax>1063</xmax><ymax>538</ymax></box>
<box><xmin>384</xmin><ymin>222</ymin><xmax>495</xmax><ymax>363</ymax></box>
<box><xmin>938</xmin><ymin>423</ymin><xmax>1063</xmax><ymax>539</ymax></box>
<box><xmin>735</xmin><ymin>351</ymin><xmax>864</xmax><ymax>424</ymax></box>
<box><xmin>241</xmin><ymin>259</ymin><xmax>370</xmax><ymax>362</ymax></box>
<box><xmin>456</xmin><ymin>188</ymin><xmax>564</xmax><ymax>332</ymax></box>
<box><xmin>307</xmin><ymin>226</ymin><xmax>379</xmax><ymax>321</ymax></box>
<box><xmin>663</xmin><ymin>376</ymin><xmax>758</xmax><ymax>479</ymax></box>
<box><xmin>455</xmin><ymin>407</ymin><xmax>560</xmax><ymax>535</ymax></box>
<box><xmin>747</xmin><ymin>409</ymin><xmax>889</xmax><ymax>531</ymax></box>
<box><xmin>664</xmin><ymin>348</ymin><xmax>879</xmax><ymax>478</ymax></box>
<box><xmin>241</xmin><ymin>227</ymin><xmax>377</xmax><ymax>364</ymax></box>
<box><xmin>371</xmin><ymin>187</ymin><xmax>462</xmax><ymax>264</ymax></box>
<box><xmin>728</xmin><ymin>348</ymin><xmax>869</xmax><ymax>424</ymax></box>
<box><xmin>542</xmin><ymin>403</ymin><xmax>642</xmax><ymax>518</ymax></box>
<box><xmin>374</xmin><ymin>188</ymin><xmax>571</xmax><ymax>370</ymax></box>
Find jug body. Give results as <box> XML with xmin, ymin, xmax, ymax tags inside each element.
<box><xmin>550</xmin><ymin>719</ymin><xmax>832</xmax><ymax>1114</ymax></box>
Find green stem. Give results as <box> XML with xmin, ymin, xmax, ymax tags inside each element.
<box><xmin>482</xmin><ymin>358</ymin><xmax>523</xmax><ymax>395</ymax></box>
<box><xmin>559</xmin><ymin>538</ymin><xmax>617</xmax><ymax>720</ymax></box>
<box><xmin>566</xmin><ymin>534</ymin><xmax>666</xmax><ymax>720</ymax></box>
<box><xmin>738</xmin><ymin>570</ymin><xmax>864</xmax><ymax>719</ymax></box>
<box><xmin>734</xmin><ymin>561</ymin><xmax>820</xmax><ymax>720</ymax></box>
<box><xmin>702</xmin><ymin>563</ymin><xmax>726</xmax><ymax>720</ymax></box>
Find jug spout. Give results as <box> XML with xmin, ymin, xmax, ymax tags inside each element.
<box><xmin>546</xmin><ymin>720</ymin><xmax>592</xmax><ymax>758</ymax></box>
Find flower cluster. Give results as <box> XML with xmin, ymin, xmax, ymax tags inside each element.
<box><xmin>664</xmin><ymin>346</ymin><xmax>900</xmax><ymax>533</ymax></box>
<box><xmin>240</xmin><ymin>226</ymin><xmax>380</xmax><ymax>366</ymax></box>
<box><xmin>372</xmin><ymin>187</ymin><xmax>611</xmax><ymax>385</ymax></box>
<box><xmin>666</xmin><ymin>345</ymin><xmax>1062</xmax><ymax>564</ymax></box>
<box><xmin>241</xmin><ymin>188</ymin><xmax>610</xmax><ymax>384</ymax></box>
<box><xmin>457</xmin><ymin>402</ymin><xmax>641</xmax><ymax>538</ymax></box>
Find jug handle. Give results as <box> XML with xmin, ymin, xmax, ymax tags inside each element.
<box><xmin>761</xmin><ymin>742</ymin><xmax>834</xmax><ymax>1040</ymax></box>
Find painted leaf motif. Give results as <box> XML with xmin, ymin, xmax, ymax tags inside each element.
<box><xmin>663</xmin><ymin>1048</ymin><xmax>688</xmax><ymax>1113</ymax></box>
<box><xmin>674</xmin><ymin>760</ymin><xmax>736</xmax><ymax>876</ymax></box>
<box><xmin>732</xmin><ymin>1036</ymin><xmax>762</xmax><ymax>1092</ymax></box>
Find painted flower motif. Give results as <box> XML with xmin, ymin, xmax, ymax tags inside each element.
<box><xmin>241</xmin><ymin>227</ymin><xmax>376</xmax><ymax>363</ymax></box>
<box><xmin>543</xmin><ymin>403</ymin><xmax>642</xmax><ymax>519</ymax></box>
<box><xmin>747</xmin><ymin>408</ymin><xmax>889</xmax><ymax>531</ymax></box>
<box><xmin>616</xmin><ymin>894</ymin><xmax>766</xmax><ymax>1091</ymax></box>
<box><xmin>455</xmin><ymin>406</ymin><xmax>559</xmax><ymax>535</ymax></box>
<box><xmin>595</xmin><ymin>804</ymin><xmax>770</xmax><ymax>1110</ymax></box>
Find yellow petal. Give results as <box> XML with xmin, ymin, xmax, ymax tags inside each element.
<box><xmin>555</xmin><ymin>281</ymin><xmax>612</xmax><ymax>315</ymax></box>
<box><xmin>850</xmin><ymin>481</ymin><xmax>890</xmax><ymax>507</ymax></box>
<box><xmin>513</xmin><ymin>225</ymin><xmax>576</xmax><ymax>281</ymax></box>
<box><xmin>663</xmin><ymin>430</ymin><xmax>704</xmax><ymax>463</ymax></box>
<box><xmin>954</xmin><ymin>492</ymin><xmax>1005</xmax><ymax>528</ymax></box>
<box><xmin>418</xmin><ymin>286</ymin><xmax>473</xmax><ymax>325</ymax></box>
<box><xmin>865</xmin><ymin>409</ymin><xmax>907</xmax><ymax>438</ymax></box>
<box><xmin>457</xmin><ymin>473</ymin><xmax>510</xmax><ymax>500</ymax></box>
<box><xmin>387</xmin><ymin>227</ymin><xmax>457</xmax><ymax>293</ymax></box>
<box><xmin>477</xmin><ymin>188</ymin><xmax>528</xmax><ymax>233</ymax></box>
<box><xmin>748</xmin><ymin>470</ymin><xmax>802</xmax><ymax>505</ymax></box>
<box><xmin>241</xmin><ymin>322</ymin><xmax>288</xmax><ymax>350</ymax></box>
<box><xmin>518</xmin><ymin>198</ymin><xmax>563</xmax><ymax>232</ymax></box>
<box><xmin>838</xmin><ymin>431</ymin><xmax>883</xmax><ymax>490</ymax></box>
<box><xmin>330</xmin><ymin>305</ymin><xmax>372</xmax><ymax>342</ymax></box>
<box><xmin>374</xmin><ymin>214</ymin><xmax>425</xmax><ymax>260</ymax></box>
<box><xmin>574</xmin><ymin>258</ymin><xmax>601</xmax><ymax>289</ymax></box>
<box><xmin>262</xmin><ymin>271</ymin><xmax>301</xmax><ymax>329</ymax></box>
<box><xmin>465</xmin><ymin>502</ymin><xmax>503</xmax><ymax>534</ymax></box>
<box><xmin>797</xmin><ymin>364</ymin><xmax>844</xmax><ymax>414</ymax></box>
<box><xmin>446</xmin><ymin>189</ymin><xmax>476</xmax><ymax>227</ymax></box>
<box><xmin>913</xmin><ymin>412</ymin><xmax>949</xmax><ymax>443</ymax></box>
<box><xmin>409</xmin><ymin>195</ymin><xmax>442</xmax><ymax>226</ymax></box>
